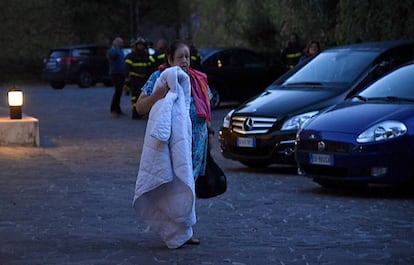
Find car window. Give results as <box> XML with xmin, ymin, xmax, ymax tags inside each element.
<box><xmin>203</xmin><ymin>54</ymin><xmax>217</xmax><ymax>67</ymax></box>
<box><xmin>240</xmin><ymin>50</ymin><xmax>265</xmax><ymax>67</ymax></box>
<box><xmin>229</xmin><ymin>51</ymin><xmax>242</xmax><ymax>66</ymax></box>
<box><xmin>198</xmin><ymin>49</ymin><xmax>210</xmax><ymax>59</ymax></box>
<box><xmin>122</xmin><ymin>48</ymin><xmax>131</xmax><ymax>57</ymax></box>
<box><xmin>282</xmin><ymin>50</ymin><xmax>378</xmax><ymax>86</ymax></box>
<box><xmin>358</xmin><ymin>64</ymin><xmax>414</xmax><ymax>100</ymax></box>
<box><xmin>72</xmin><ymin>48</ymin><xmax>93</xmax><ymax>57</ymax></box>
<box><xmin>370</xmin><ymin>45</ymin><xmax>414</xmax><ymax>76</ymax></box>
<box><xmin>204</xmin><ymin>50</ymin><xmax>233</xmax><ymax>68</ymax></box>
<box><xmin>49</xmin><ymin>50</ymin><xmax>69</xmax><ymax>58</ymax></box>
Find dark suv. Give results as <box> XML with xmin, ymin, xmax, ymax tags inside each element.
<box><xmin>42</xmin><ymin>44</ymin><xmax>112</xmax><ymax>89</ymax></box>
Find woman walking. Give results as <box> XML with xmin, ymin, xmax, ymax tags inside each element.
<box><xmin>132</xmin><ymin>40</ymin><xmax>212</xmax><ymax>249</ymax></box>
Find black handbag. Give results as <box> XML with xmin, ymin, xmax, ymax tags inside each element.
<box><xmin>195</xmin><ymin>151</ymin><xmax>227</xmax><ymax>198</ymax></box>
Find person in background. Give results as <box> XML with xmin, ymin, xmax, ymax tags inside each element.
<box><xmin>187</xmin><ymin>40</ymin><xmax>202</xmax><ymax>70</ymax></box>
<box><xmin>146</xmin><ymin>39</ymin><xmax>155</xmax><ymax>56</ymax></box>
<box><xmin>107</xmin><ymin>37</ymin><xmax>125</xmax><ymax>116</ymax></box>
<box><xmin>152</xmin><ymin>38</ymin><xmax>167</xmax><ymax>70</ymax></box>
<box><xmin>299</xmin><ymin>40</ymin><xmax>321</xmax><ymax>63</ymax></box>
<box><xmin>132</xmin><ymin>40</ymin><xmax>213</xmax><ymax>249</ymax></box>
<box><xmin>281</xmin><ymin>33</ymin><xmax>304</xmax><ymax>71</ymax></box>
<box><xmin>122</xmin><ymin>39</ymin><xmax>135</xmax><ymax>96</ymax></box>
<box><xmin>124</xmin><ymin>37</ymin><xmax>153</xmax><ymax>119</ymax></box>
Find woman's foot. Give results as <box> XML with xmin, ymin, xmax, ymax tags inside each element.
<box><xmin>177</xmin><ymin>237</ymin><xmax>200</xmax><ymax>248</ymax></box>
<box><xmin>185</xmin><ymin>237</ymin><xmax>200</xmax><ymax>245</ymax></box>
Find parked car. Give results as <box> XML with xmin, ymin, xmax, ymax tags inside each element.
<box><xmin>123</xmin><ymin>48</ymin><xmax>132</xmax><ymax>57</ymax></box>
<box><xmin>198</xmin><ymin>47</ymin><xmax>283</xmax><ymax>109</ymax></box>
<box><xmin>295</xmin><ymin>62</ymin><xmax>414</xmax><ymax>188</ymax></box>
<box><xmin>42</xmin><ymin>44</ymin><xmax>112</xmax><ymax>89</ymax></box>
<box><xmin>218</xmin><ymin>40</ymin><xmax>414</xmax><ymax>168</ymax></box>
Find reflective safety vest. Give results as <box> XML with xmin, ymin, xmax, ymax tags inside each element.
<box><xmin>124</xmin><ymin>51</ymin><xmax>152</xmax><ymax>86</ymax></box>
<box><xmin>155</xmin><ymin>52</ymin><xmax>165</xmax><ymax>61</ymax></box>
<box><xmin>125</xmin><ymin>60</ymin><xmax>152</xmax><ymax>77</ymax></box>
<box><xmin>152</xmin><ymin>51</ymin><xmax>166</xmax><ymax>69</ymax></box>
<box><xmin>190</xmin><ymin>49</ymin><xmax>201</xmax><ymax>69</ymax></box>
<box><xmin>285</xmin><ymin>52</ymin><xmax>302</xmax><ymax>69</ymax></box>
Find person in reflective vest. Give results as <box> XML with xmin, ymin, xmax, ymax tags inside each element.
<box><xmin>186</xmin><ymin>39</ymin><xmax>202</xmax><ymax>70</ymax></box>
<box><xmin>282</xmin><ymin>33</ymin><xmax>304</xmax><ymax>71</ymax></box>
<box><xmin>124</xmin><ymin>37</ymin><xmax>153</xmax><ymax>119</ymax></box>
<box><xmin>152</xmin><ymin>38</ymin><xmax>167</xmax><ymax>71</ymax></box>
<box><xmin>190</xmin><ymin>46</ymin><xmax>201</xmax><ymax>70</ymax></box>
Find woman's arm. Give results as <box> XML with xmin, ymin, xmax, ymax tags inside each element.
<box><xmin>135</xmin><ymin>83</ymin><xmax>169</xmax><ymax>115</ymax></box>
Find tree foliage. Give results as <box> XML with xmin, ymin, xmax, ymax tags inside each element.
<box><xmin>336</xmin><ymin>0</ymin><xmax>414</xmax><ymax>44</ymax></box>
<box><xmin>0</xmin><ymin>0</ymin><xmax>413</xmax><ymax>83</ymax></box>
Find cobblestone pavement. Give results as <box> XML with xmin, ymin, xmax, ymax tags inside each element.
<box><xmin>0</xmin><ymin>84</ymin><xmax>413</xmax><ymax>265</ymax></box>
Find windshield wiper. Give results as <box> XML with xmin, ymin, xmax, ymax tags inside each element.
<box><xmin>366</xmin><ymin>96</ymin><xmax>414</xmax><ymax>103</ymax></box>
<box><xmin>352</xmin><ymin>95</ymin><xmax>367</xmax><ymax>102</ymax></box>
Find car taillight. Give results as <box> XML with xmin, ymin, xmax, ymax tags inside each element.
<box><xmin>60</xmin><ymin>57</ymin><xmax>77</xmax><ymax>64</ymax></box>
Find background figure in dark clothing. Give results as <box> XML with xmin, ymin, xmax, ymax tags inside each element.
<box><xmin>281</xmin><ymin>33</ymin><xmax>304</xmax><ymax>71</ymax></box>
<box><xmin>107</xmin><ymin>37</ymin><xmax>125</xmax><ymax>116</ymax></box>
<box><xmin>186</xmin><ymin>39</ymin><xmax>202</xmax><ymax>70</ymax></box>
<box><xmin>152</xmin><ymin>38</ymin><xmax>167</xmax><ymax>70</ymax></box>
<box><xmin>124</xmin><ymin>37</ymin><xmax>153</xmax><ymax>119</ymax></box>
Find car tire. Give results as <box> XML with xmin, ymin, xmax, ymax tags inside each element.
<box><xmin>50</xmin><ymin>81</ymin><xmax>65</xmax><ymax>89</ymax></box>
<box><xmin>210</xmin><ymin>87</ymin><xmax>220</xmax><ymax>109</ymax></box>
<box><xmin>240</xmin><ymin>160</ymin><xmax>270</xmax><ymax>168</ymax></box>
<box><xmin>78</xmin><ymin>70</ymin><xmax>93</xmax><ymax>88</ymax></box>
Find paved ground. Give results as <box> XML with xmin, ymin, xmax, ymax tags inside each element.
<box><xmin>0</xmin><ymin>84</ymin><xmax>413</xmax><ymax>265</ymax></box>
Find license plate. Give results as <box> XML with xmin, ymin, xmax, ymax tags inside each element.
<box><xmin>236</xmin><ymin>137</ymin><xmax>256</xmax><ymax>147</ymax></box>
<box><xmin>310</xmin><ymin>153</ymin><xmax>333</xmax><ymax>166</ymax></box>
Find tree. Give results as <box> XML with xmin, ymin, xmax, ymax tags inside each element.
<box><xmin>336</xmin><ymin>0</ymin><xmax>414</xmax><ymax>44</ymax></box>
<box><xmin>1</xmin><ymin>0</ymin><xmax>414</xmax><ymax>84</ymax></box>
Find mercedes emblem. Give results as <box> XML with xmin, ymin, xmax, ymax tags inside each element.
<box><xmin>317</xmin><ymin>141</ymin><xmax>326</xmax><ymax>151</ymax></box>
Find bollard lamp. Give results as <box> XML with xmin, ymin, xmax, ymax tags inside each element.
<box><xmin>8</xmin><ymin>87</ymin><xmax>24</xmax><ymax>119</ymax></box>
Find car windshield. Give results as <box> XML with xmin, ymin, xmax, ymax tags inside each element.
<box><xmin>281</xmin><ymin>50</ymin><xmax>378</xmax><ymax>87</ymax></box>
<box><xmin>49</xmin><ymin>50</ymin><xmax>69</xmax><ymax>58</ymax></box>
<box><xmin>356</xmin><ymin>64</ymin><xmax>414</xmax><ymax>101</ymax></box>
<box><xmin>72</xmin><ymin>49</ymin><xmax>92</xmax><ymax>57</ymax></box>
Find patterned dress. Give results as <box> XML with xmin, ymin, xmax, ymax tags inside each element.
<box><xmin>141</xmin><ymin>69</ymin><xmax>211</xmax><ymax>178</ymax></box>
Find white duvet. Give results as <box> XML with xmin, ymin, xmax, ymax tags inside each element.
<box><xmin>132</xmin><ymin>66</ymin><xmax>196</xmax><ymax>249</ymax></box>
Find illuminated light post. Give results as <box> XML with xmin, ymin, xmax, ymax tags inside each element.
<box><xmin>8</xmin><ymin>87</ymin><xmax>24</xmax><ymax>119</ymax></box>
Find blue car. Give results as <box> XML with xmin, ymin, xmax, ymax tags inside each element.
<box><xmin>295</xmin><ymin>62</ymin><xmax>414</xmax><ymax>188</ymax></box>
<box><xmin>218</xmin><ymin>40</ymin><xmax>414</xmax><ymax>168</ymax></box>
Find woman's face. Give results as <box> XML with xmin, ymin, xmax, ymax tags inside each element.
<box><xmin>169</xmin><ymin>45</ymin><xmax>190</xmax><ymax>72</ymax></box>
<box><xmin>308</xmin><ymin>43</ymin><xmax>319</xmax><ymax>55</ymax></box>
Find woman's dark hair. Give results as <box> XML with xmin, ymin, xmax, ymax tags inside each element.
<box><xmin>306</xmin><ymin>40</ymin><xmax>321</xmax><ymax>53</ymax></box>
<box><xmin>165</xmin><ymin>40</ymin><xmax>189</xmax><ymax>64</ymax></box>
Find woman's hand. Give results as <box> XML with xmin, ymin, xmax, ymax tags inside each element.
<box><xmin>136</xmin><ymin>83</ymin><xmax>169</xmax><ymax>115</ymax></box>
<box><xmin>152</xmin><ymin>82</ymin><xmax>169</xmax><ymax>101</ymax></box>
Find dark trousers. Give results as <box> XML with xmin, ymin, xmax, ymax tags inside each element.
<box><xmin>110</xmin><ymin>73</ymin><xmax>124</xmax><ymax>113</ymax></box>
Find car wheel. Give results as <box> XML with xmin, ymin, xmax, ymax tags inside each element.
<box><xmin>240</xmin><ymin>160</ymin><xmax>270</xmax><ymax>168</ymax></box>
<box><xmin>78</xmin><ymin>70</ymin><xmax>93</xmax><ymax>88</ymax></box>
<box><xmin>210</xmin><ymin>87</ymin><xmax>220</xmax><ymax>109</ymax></box>
<box><xmin>50</xmin><ymin>81</ymin><xmax>65</xmax><ymax>89</ymax></box>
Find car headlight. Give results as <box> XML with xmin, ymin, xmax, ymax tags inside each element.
<box><xmin>281</xmin><ymin>111</ymin><xmax>319</xmax><ymax>131</ymax></box>
<box><xmin>357</xmin><ymin>120</ymin><xmax>407</xmax><ymax>143</ymax></box>
<box><xmin>222</xmin><ymin>109</ymin><xmax>235</xmax><ymax>128</ymax></box>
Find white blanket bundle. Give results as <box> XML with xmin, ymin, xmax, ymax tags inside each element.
<box><xmin>133</xmin><ymin>66</ymin><xmax>196</xmax><ymax>249</ymax></box>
